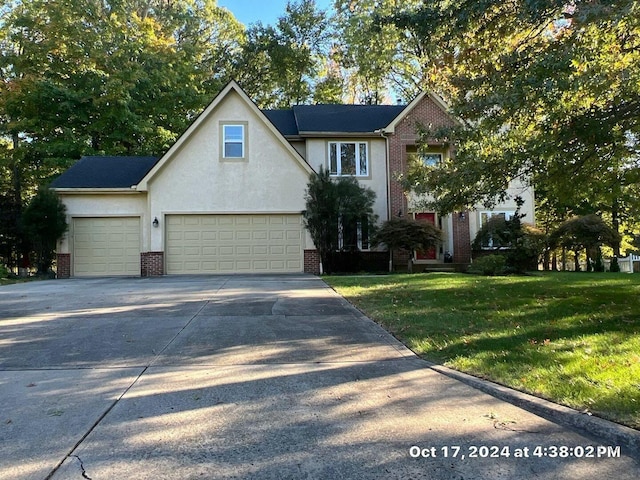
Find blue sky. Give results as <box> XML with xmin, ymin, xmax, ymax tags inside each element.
<box><xmin>217</xmin><ymin>0</ymin><xmax>334</xmax><ymax>27</ymax></box>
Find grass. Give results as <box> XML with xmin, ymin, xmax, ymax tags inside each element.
<box><xmin>324</xmin><ymin>272</ymin><xmax>640</xmax><ymax>429</ymax></box>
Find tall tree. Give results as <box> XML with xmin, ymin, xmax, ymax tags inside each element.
<box><xmin>237</xmin><ymin>0</ymin><xmax>332</xmax><ymax>107</ymax></box>
<box><xmin>392</xmin><ymin>1</ymin><xmax>640</xmax><ymax>248</ymax></box>
<box><xmin>303</xmin><ymin>167</ymin><xmax>377</xmax><ymax>273</ymax></box>
<box><xmin>333</xmin><ymin>0</ymin><xmax>433</xmax><ymax>104</ymax></box>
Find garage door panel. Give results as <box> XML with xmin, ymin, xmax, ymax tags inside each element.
<box><xmin>73</xmin><ymin>217</ymin><xmax>140</xmax><ymax>277</ymax></box>
<box><xmin>166</xmin><ymin>214</ymin><xmax>303</xmax><ymax>274</ymax></box>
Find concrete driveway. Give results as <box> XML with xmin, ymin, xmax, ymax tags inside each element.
<box><xmin>0</xmin><ymin>275</ymin><xmax>638</xmax><ymax>479</ymax></box>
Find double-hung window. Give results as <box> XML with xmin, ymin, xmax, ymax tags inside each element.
<box><xmin>222</xmin><ymin>124</ymin><xmax>245</xmax><ymax>159</ymax></box>
<box><xmin>329</xmin><ymin>142</ymin><xmax>368</xmax><ymax>176</ymax></box>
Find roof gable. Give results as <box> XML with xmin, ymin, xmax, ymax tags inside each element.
<box><xmin>383</xmin><ymin>91</ymin><xmax>456</xmax><ymax>134</ymax></box>
<box><xmin>137</xmin><ymin>81</ymin><xmax>313</xmax><ymax>190</ymax></box>
<box><xmin>50</xmin><ymin>156</ymin><xmax>158</xmax><ymax>190</ymax></box>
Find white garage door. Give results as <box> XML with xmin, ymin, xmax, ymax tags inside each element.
<box><xmin>73</xmin><ymin>217</ymin><xmax>141</xmax><ymax>276</ymax></box>
<box><xmin>165</xmin><ymin>214</ymin><xmax>303</xmax><ymax>274</ymax></box>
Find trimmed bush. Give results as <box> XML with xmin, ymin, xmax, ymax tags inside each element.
<box><xmin>468</xmin><ymin>254</ymin><xmax>506</xmax><ymax>276</ymax></box>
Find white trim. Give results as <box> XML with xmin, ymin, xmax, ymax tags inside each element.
<box><xmin>222</xmin><ymin>123</ymin><xmax>246</xmax><ymax>159</ymax></box>
<box><xmin>52</xmin><ymin>188</ymin><xmax>143</xmax><ymax>194</ymax></box>
<box><xmin>328</xmin><ymin>140</ymin><xmax>369</xmax><ymax>177</ymax></box>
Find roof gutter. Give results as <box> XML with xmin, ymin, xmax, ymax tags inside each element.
<box><xmin>50</xmin><ymin>188</ymin><xmax>144</xmax><ymax>194</ymax></box>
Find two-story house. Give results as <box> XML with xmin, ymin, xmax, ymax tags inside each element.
<box><xmin>51</xmin><ymin>81</ymin><xmax>534</xmax><ymax>277</ymax></box>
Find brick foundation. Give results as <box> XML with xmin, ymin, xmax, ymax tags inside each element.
<box><xmin>56</xmin><ymin>253</ymin><xmax>71</xmax><ymax>279</ymax></box>
<box><xmin>304</xmin><ymin>249</ymin><xmax>321</xmax><ymax>275</ymax></box>
<box><xmin>141</xmin><ymin>251</ymin><xmax>164</xmax><ymax>277</ymax></box>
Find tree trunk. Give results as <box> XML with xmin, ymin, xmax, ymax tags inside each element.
<box><xmin>11</xmin><ymin>133</ymin><xmax>26</xmax><ymax>273</ymax></box>
<box><xmin>612</xmin><ymin>199</ymin><xmax>621</xmax><ymax>257</ymax></box>
<box><xmin>543</xmin><ymin>248</ymin><xmax>550</xmax><ymax>271</ymax></box>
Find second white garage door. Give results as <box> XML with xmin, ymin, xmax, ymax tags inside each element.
<box><xmin>165</xmin><ymin>214</ymin><xmax>303</xmax><ymax>274</ymax></box>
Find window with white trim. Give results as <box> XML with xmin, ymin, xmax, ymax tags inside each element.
<box><xmin>329</xmin><ymin>141</ymin><xmax>368</xmax><ymax>176</ymax></box>
<box><xmin>479</xmin><ymin>211</ymin><xmax>515</xmax><ymax>248</ymax></box>
<box><xmin>223</xmin><ymin>124</ymin><xmax>245</xmax><ymax>158</ymax></box>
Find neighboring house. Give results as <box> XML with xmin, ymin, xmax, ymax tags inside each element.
<box><xmin>51</xmin><ymin>81</ymin><xmax>534</xmax><ymax>277</ymax></box>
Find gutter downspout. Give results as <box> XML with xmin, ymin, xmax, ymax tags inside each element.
<box><xmin>376</xmin><ymin>128</ymin><xmax>393</xmax><ymax>273</ymax></box>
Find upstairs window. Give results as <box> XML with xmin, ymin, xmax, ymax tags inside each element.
<box><xmin>329</xmin><ymin>142</ymin><xmax>368</xmax><ymax>176</ymax></box>
<box><xmin>407</xmin><ymin>145</ymin><xmax>442</xmax><ymax>167</ymax></box>
<box><xmin>420</xmin><ymin>152</ymin><xmax>442</xmax><ymax>167</ymax></box>
<box><xmin>222</xmin><ymin>124</ymin><xmax>245</xmax><ymax>158</ymax></box>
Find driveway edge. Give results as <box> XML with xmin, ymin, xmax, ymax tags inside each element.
<box><xmin>423</xmin><ymin>361</ymin><xmax>640</xmax><ymax>455</ymax></box>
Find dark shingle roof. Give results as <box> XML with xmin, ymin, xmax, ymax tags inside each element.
<box><xmin>292</xmin><ymin>104</ymin><xmax>406</xmax><ymax>133</ymax></box>
<box><xmin>263</xmin><ymin>104</ymin><xmax>406</xmax><ymax>135</ymax></box>
<box><xmin>262</xmin><ymin>109</ymin><xmax>299</xmax><ymax>136</ymax></box>
<box><xmin>50</xmin><ymin>156</ymin><xmax>159</xmax><ymax>189</ymax></box>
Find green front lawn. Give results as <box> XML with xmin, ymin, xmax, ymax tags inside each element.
<box><xmin>325</xmin><ymin>272</ymin><xmax>640</xmax><ymax>429</ymax></box>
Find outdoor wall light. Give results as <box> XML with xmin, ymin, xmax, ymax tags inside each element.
<box><xmin>152</xmin><ymin>217</ymin><xmax>159</xmax><ymax>228</ymax></box>
<box><xmin>458</xmin><ymin>211</ymin><xmax>466</xmax><ymax>221</ymax></box>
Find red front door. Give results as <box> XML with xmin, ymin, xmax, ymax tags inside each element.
<box><xmin>415</xmin><ymin>213</ymin><xmax>437</xmax><ymax>260</ymax></box>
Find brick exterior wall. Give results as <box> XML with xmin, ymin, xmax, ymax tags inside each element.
<box><xmin>452</xmin><ymin>211</ymin><xmax>472</xmax><ymax>263</ymax></box>
<box><xmin>304</xmin><ymin>249</ymin><xmax>321</xmax><ymax>275</ymax></box>
<box><xmin>56</xmin><ymin>253</ymin><xmax>71</xmax><ymax>279</ymax></box>
<box><xmin>141</xmin><ymin>251</ymin><xmax>164</xmax><ymax>277</ymax></box>
<box><xmin>387</xmin><ymin>94</ymin><xmax>459</xmax><ymax>268</ymax></box>
<box><xmin>388</xmin><ymin>93</ymin><xmax>457</xmax><ymax>222</ymax></box>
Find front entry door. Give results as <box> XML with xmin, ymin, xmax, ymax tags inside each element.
<box><xmin>415</xmin><ymin>212</ymin><xmax>437</xmax><ymax>260</ymax></box>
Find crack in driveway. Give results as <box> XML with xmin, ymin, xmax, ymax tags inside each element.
<box><xmin>69</xmin><ymin>455</ymin><xmax>92</xmax><ymax>480</ymax></box>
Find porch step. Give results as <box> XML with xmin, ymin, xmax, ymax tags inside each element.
<box><xmin>414</xmin><ymin>263</ymin><xmax>469</xmax><ymax>273</ymax></box>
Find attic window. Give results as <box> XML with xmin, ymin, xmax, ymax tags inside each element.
<box><xmin>222</xmin><ymin>123</ymin><xmax>247</xmax><ymax>159</ymax></box>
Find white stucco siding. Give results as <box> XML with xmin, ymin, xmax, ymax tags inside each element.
<box><xmin>146</xmin><ymin>90</ymin><xmax>313</xmax><ymax>252</ymax></box>
<box><xmin>305</xmin><ymin>137</ymin><xmax>389</xmax><ymax>224</ymax></box>
<box><xmin>56</xmin><ymin>193</ymin><xmax>148</xmax><ymax>254</ymax></box>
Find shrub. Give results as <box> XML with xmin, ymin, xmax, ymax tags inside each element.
<box><xmin>303</xmin><ymin>167</ymin><xmax>377</xmax><ymax>274</ymax></box>
<box><xmin>372</xmin><ymin>217</ymin><xmax>442</xmax><ymax>272</ymax></box>
<box><xmin>0</xmin><ymin>264</ymin><xmax>9</xmax><ymax>279</ymax></box>
<box><xmin>468</xmin><ymin>254</ymin><xmax>507</xmax><ymax>276</ymax></box>
<box><xmin>610</xmin><ymin>256</ymin><xmax>621</xmax><ymax>272</ymax></box>
<box><xmin>20</xmin><ymin>189</ymin><xmax>68</xmax><ymax>274</ymax></box>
